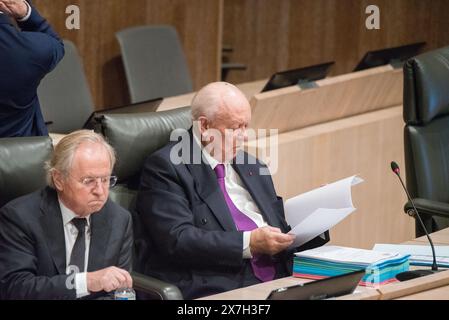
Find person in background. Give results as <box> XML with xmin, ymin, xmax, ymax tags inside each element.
<box><xmin>0</xmin><ymin>130</ymin><xmax>133</xmax><ymax>299</ymax></box>
<box><xmin>0</xmin><ymin>0</ymin><xmax>64</xmax><ymax>137</ymax></box>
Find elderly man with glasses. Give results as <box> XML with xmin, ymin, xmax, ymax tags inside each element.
<box><xmin>0</xmin><ymin>130</ymin><xmax>133</xmax><ymax>299</ymax></box>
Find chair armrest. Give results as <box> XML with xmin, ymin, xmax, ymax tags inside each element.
<box><xmin>131</xmin><ymin>271</ymin><xmax>183</xmax><ymax>300</ymax></box>
<box><xmin>404</xmin><ymin>198</ymin><xmax>449</xmax><ymax>219</ymax></box>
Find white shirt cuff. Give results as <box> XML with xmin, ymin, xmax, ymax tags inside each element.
<box><xmin>17</xmin><ymin>1</ymin><xmax>31</xmax><ymax>21</ymax></box>
<box><xmin>75</xmin><ymin>272</ymin><xmax>90</xmax><ymax>298</ymax></box>
<box><xmin>243</xmin><ymin>231</ymin><xmax>253</xmax><ymax>259</ymax></box>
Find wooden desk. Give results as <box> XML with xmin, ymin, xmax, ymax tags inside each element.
<box><xmin>413</xmin><ymin>228</ymin><xmax>449</xmax><ymax>245</ymax></box>
<box><xmin>200</xmin><ymin>228</ymin><xmax>449</xmax><ymax>300</ymax></box>
<box><xmin>249</xmin><ymin>65</ymin><xmax>403</xmax><ymax>134</ymax></box>
<box><xmin>396</xmin><ymin>284</ymin><xmax>449</xmax><ymax>300</ymax></box>
<box><xmin>198</xmin><ymin>272</ymin><xmax>379</xmax><ymax>300</ymax></box>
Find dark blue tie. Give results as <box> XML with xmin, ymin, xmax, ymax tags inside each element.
<box><xmin>69</xmin><ymin>218</ymin><xmax>87</xmax><ymax>272</ymax></box>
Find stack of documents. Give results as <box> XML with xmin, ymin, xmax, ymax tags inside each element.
<box><xmin>285</xmin><ymin>175</ymin><xmax>363</xmax><ymax>248</ymax></box>
<box><xmin>373</xmin><ymin>244</ymin><xmax>449</xmax><ymax>268</ymax></box>
<box><xmin>293</xmin><ymin>245</ymin><xmax>410</xmax><ymax>286</ymax></box>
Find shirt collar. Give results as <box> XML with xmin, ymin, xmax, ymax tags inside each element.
<box><xmin>193</xmin><ymin>130</ymin><xmax>222</xmax><ymax>170</ymax></box>
<box><xmin>58</xmin><ymin>198</ymin><xmax>91</xmax><ymax>227</ymax></box>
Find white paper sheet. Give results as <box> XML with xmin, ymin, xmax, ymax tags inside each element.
<box><xmin>285</xmin><ymin>175</ymin><xmax>363</xmax><ymax>247</ymax></box>
<box><xmin>373</xmin><ymin>244</ymin><xmax>449</xmax><ymax>257</ymax></box>
<box><xmin>373</xmin><ymin>244</ymin><xmax>449</xmax><ymax>267</ymax></box>
<box><xmin>294</xmin><ymin>245</ymin><xmax>399</xmax><ymax>265</ymax></box>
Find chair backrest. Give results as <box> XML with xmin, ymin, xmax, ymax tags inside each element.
<box><xmin>96</xmin><ymin>107</ymin><xmax>192</xmax><ymax>272</ymax></box>
<box><xmin>403</xmin><ymin>46</ymin><xmax>449</xmax><ymax>231</ymax></box>
<box><xmin>116</xmin><ymin>25</ymin><xmax>193</xmax><ymax>103</ymax></box>
<box><xmin>403</xmin><ymin>46</ymin><xmax>449</xmax><ymax>199</ymax></box>
<box><xmin>37</xmin><ymin>40</ymin><xmax>94</xmax><ymax>134</ymax></box>
<box><xmin>403</xmin><ymin>46</ymin><xmax>449</xmax><ymax>125</ymax></box>
<box><xmin>98</xmin><ymin>107</ymin><xmax>192</xmax><ymax>186</ymax></box>
<box><xmin>0</xmin><ymin>137</ymin><xmax>53</xmax><ymax>208</ymax></box>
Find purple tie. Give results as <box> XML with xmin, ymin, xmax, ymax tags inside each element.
<box><xmin>214</xmin><ymin>164</ymin><xmax>275</xmax><ymax>282</ymax></box>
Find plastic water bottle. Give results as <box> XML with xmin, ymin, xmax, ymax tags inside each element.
<box><xmin>114</xmin><ymin>287</ymin><xmax>136</xmax><ymax>300</ymax></box>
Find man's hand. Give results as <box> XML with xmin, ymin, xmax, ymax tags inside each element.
<box><xmin>0</xmin><ymin>0</ymin><xmax>28</xmax><ymax>20</ymax></box>
<box><xmin>249</xmin><ymin>226</ymin><xmax>296</xmax><ymax>256</ymax></box>
<box><xmin>87</xmin><ymin>267</ymin><xmax>133</xmax><ymax>293</ymax></box>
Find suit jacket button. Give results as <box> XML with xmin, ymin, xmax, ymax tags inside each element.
<box><xmin>201</xmin><ymin>218</ymin><xmax>207</xmax><ymax>225</ymax></box>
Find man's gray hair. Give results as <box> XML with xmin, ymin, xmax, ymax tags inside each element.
<box><xmin>191</xmin><ymin>81</ymin><xmax>242</xmax><ymax>121</ymax></box>
<box><xmin>45</xmin><ymin>130</ymin><xmax>116</xmax><ymax>188</ymax></box>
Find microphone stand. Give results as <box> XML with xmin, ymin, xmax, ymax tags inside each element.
<box><xmin>391</xmin><ymin>161</ymin><xmax>439</xmax><ymax>281</ymax></box>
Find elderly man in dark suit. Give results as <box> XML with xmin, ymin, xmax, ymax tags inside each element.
<box><xmin>0</xmin><ymin>0</ymin><xmax>64</xmax><ymax>137</ymax></box>
<box><xmin>0</xmin><ymin>130</ymin><xmax>133</xmax><ymax>299</ymax></box>
<box><xmin>137</xmin><ymin>82</ymin><xmax>329</xmax><ymax>299</ymax></box>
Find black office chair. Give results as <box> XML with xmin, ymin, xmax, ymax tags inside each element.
<box><xmin>116</xmin><ymin>25</ymin><xmax>193</xmax><ymax>103</ymax></box>
<box><xmin>95</xmin><ymin>106</ymin><xmax>192</xmax><ymax>299</ymax></box>
<box><xmin>116</xmin><ymin>25</ymin><xmax>248</xmax><ymax>101</ymax></box>
<box><xmin>0</xmin><ymin>137</ymin><xmax>53</xmax><ymax>208</ymax></box>
<box><xmin>403</xmin><ymin>45</ymin><xmax>449</xmax><ymax>236</ymax></box>
<box><xmin>37</xmin><ymin>40</ymin><xmax>95</xmax><ymax>134</ymax></box>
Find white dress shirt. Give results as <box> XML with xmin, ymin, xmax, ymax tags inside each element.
<box><xmin>194</xmin><ymin>134</ymin><xmax>268</xmax><ymax>258</ymax></box>
<box><xmin>59</xmin><ymin>199</ymin><xmax>91</xmax><ymax>298</ymax></box>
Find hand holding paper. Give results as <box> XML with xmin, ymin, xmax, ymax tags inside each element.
<box><xmin>250</xmin><ymin>226</ymin><xmax>296</xmax><ymax>255</ymax></box>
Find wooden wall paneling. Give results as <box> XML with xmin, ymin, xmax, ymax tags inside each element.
<box><xmin>33</xmin><ymin>0</ymin><xmax>222</xmax><ymax>109</ymax></box>
<box><xmin>31</xmin><ymin>0</ymin><xmax>449</xmax><ymax>111</ymax></box>
<box><xmin>430</xmin><ymin>0</ymin><xmax>449</xmax><ymax>49</ymax></box>
<box><xmin>223</xmin><ymin>0</ymin><xmax>446</xmax><ymax>84</ymax></box>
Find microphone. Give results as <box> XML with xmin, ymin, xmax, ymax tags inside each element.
<box><xmin>390</xmin><ymin>161</ymin><xmax>439</xmax><ymax>281</ymax></box>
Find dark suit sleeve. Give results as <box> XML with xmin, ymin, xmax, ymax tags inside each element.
<box><xmin>137</xmin><ymin>154</ymin><xmax>244</xmax><ymax>268</ymax></box>
<box><xmin>17</xmin><ymin>3</ymin><xmax>65</xmax><ymax>73</ymax></box>
<box><xmin>117</xmin><ymin>212</ymin><xmax>133</xmax><ymax>272</ymax></box>
<box><xmin>0</xmin><ymin>206</ymin><xmax>76</xmax><ymax>300</ymax></box>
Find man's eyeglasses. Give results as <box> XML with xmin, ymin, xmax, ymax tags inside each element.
<box><xmin>76</xmin><ymin>176</ymin><xmax>118</xmax><ymax>189</ymax></box>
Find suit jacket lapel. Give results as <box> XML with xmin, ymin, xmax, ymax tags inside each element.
<box><xmin>40</xmin><ymin>187</ymin><xmax>66</xmax><ymax>274</ymax></box>
<box><xmin>87</xmin><ymin>203</ymin><xmax>112</xmax><ymax>271</ymax></box>
<box><xmin>232</xmin><ymin>161</ymin><xmax>279</xmax><ymax>228</ymax></box>
<box><xmin>186</xmin><ymin>162</ymin><xmax>237</xmax><ymax>231</ymax></box>
<box><xmin>184</xmin><ymin>129</ymin><xmax>237</xmax><ymax>231</ymax></box>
